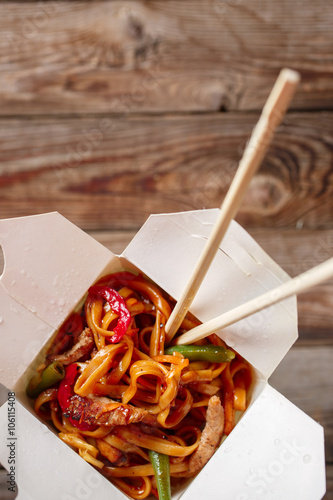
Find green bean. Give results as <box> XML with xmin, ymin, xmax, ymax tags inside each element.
<box><xmin>149</xmin><ymin>450</ymin><xmax>171</xmax><ymax>500</ymax></box>
<box><xmin>164</xmin><ymin>344</ymin><xmax>235</xmax><ymax>363</ymax></box>
<box><xmin>26</xmin><ymin>361</ymin><xmax>65</xmax><ymax>398</ymax></box>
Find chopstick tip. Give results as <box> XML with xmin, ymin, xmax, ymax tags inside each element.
<box><xmin>280</xmin><ymin>68</ymin><xmax>301</xmax><ymax>84</ymax></box>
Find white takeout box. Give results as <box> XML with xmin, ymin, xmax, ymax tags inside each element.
<box><xmin>0</xmin><ymin>210</ymin><xmax>326</xmax><ymax>500</ymax></box>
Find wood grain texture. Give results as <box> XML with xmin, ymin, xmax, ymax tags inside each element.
<box><xmin>327</xmin><ymin>466</ymin><xmax>333</xmax><ymax>500</ymax></box>
<box><xmin>0</xmin><ymin>113</ymin><xmax>332</xmax><ymax>231</ymax></box>
<box><xmin>248</xmin><ymin>228</ymin><xmax>333</xmax><ymax>341</ymax></box>
<box><xmin>0</xmin><ymin>0</ymin><xmax>333</xmax><ymax>114</ymax></box>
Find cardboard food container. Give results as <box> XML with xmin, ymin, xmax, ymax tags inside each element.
<box><xmin>0</xmin><ymin>210</ymin><xmax>326</xmax><ymax>500</ymax></box>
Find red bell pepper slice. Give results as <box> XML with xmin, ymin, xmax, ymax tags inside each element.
<box><xmin>58</xmin><ymin>364</ymin><xmax>78</xmax><ymax>412</ymax></box>
<box><xmin>88</xmin><ymin>286</ymin><xmax>131</xmax><ymax>343</ymax></box>
<box><xmin>58</xmin><ymin>364</ymin><xmax>95</xmax><ymax>431</ymax></box>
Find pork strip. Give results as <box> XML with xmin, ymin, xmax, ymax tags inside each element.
<box><xmin>47</xmin><ymin>327</ymin><xmax>94</xmax><ymax>365</ymax></box>
<box><xmin>96</xmin><ymin>438</ymin><xmax>129</xmax><ymax>466</ymax></box>
<box><xmin>67</xmin><ymin>394</ymin><xmax>148</xmax><ymax>426</ymax></box>
<box><xmin>188</xmin><ymin>395</ymin><xmax>224</xmax><ymax>474</ymax></box>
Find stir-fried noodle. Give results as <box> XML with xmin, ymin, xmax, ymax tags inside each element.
<box><xmin>28</xmin><ymin>272</ymin><xmax>252</xmax><ymax>499</ymax></box>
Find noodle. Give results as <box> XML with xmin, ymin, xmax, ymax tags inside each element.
<box><xmin>28</xmin><ymin>271</ymin><xmax>252</xmax><ymax>499</ymax></box>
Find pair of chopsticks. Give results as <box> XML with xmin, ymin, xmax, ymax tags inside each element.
<box><xmin>165</xmin><ymin>69</ymin><xmax>333</xmax><ymax>346</ymax></box>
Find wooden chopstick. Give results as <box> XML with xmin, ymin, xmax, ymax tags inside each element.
<box><xmin>174</xmin><ymin>257</ymin><xmax>333</xmax><ymax>345</ymax></box>
<box><xmin>165</xmin><ymin>68</ymin><xmax>300</xmax><ymax>344</ymax></box>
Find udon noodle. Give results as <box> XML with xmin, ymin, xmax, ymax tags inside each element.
<box><xmin>28</xmin><ymin>271</ymin><xmax>252</xmax><ymax>499</ymax></box>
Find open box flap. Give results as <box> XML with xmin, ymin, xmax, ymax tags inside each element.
<box><xmin>0</xmin><ymin>385</ymin><xmax>325</xmax><ymax>500</ymax></box>
<box><xmin>0</xmin><ymin>286</ymin><xmax>53</xmax><ymax>389</ymax></box>
<box><xmin>0</xmin><ymin>212</ymin><xmax>114</xmax><ymax>389</ymax></box>
<box><xmin>181</xmin><ymin>384</ymin><xmax>326</xmax><ymax>500</ymax></box>
<box><xmin>123</xmin><ymin>209</ymin><xmax>298</xmax><ymax>379</ymax></box>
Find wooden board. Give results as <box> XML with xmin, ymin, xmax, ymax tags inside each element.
<box><xmin>327</xmin><ymin>466</ymin><xmax>333</xmax><ymax>500</ymax></box>
<box><xmin>0</xmin><ymin>113</ymin><xmax>332</xmax><ymax>231</ymax></box>
<box><xmin>1</xmin><ymin>0</ymin><xmax>333</xmax><ymax>114</ymax></box>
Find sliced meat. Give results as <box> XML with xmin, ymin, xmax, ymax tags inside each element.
<box><xmin>188</xmin><ymin>395</ymin><xmax>224</xmax><ymax>474</ymax></box>
<box><xmin>67</xmin><ymin>394</ymin><xmax>148</xmax><ymax>426</ymax></box>
<box><xmin>47</xmin><ymin>327</ymin><xmax>94</xmax><ymax>365</ymax></box>
<box><xmin>96</xmin><ymin>438</ymin><xmax>129</xmax><ymax>466</ymax></box>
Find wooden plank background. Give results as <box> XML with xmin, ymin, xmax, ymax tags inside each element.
<box><xmin>0</xmin><ymin>0</ymin><xmax>332</xmax><ymax>498</ymax></box>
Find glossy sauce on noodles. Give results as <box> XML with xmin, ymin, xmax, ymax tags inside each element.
<box><xmin>28</xmin><ymin>271</ymin><xmax>252</xmax><ymax>499</ymax></box>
